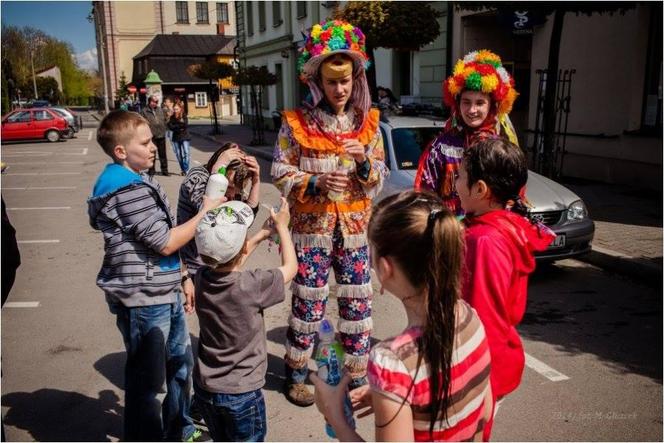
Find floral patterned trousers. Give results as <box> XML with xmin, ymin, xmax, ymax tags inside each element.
<box><xmin>285</xmin><ymin>226</ymin><xmax>372</xmax><ymax>382</ymax></box>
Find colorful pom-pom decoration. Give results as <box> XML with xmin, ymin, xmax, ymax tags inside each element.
<box><xmin>297</xmin><ymin>20</ymin><xmax>370</xmax><ymax>81</ymax></box>
<box><xmin>443</xmin><ymin>49</ymin><xmax>518</xmax><ymax>116</ymax></box>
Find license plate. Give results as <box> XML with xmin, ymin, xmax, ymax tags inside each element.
<box><xmin>548</xmin><ymin>234</ymin><xmax>566</xmax><ymax>249</ymax></box>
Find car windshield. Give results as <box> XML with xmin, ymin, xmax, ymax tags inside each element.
<box><xmin>391</xmin><ymin>127</ymin><xmax>440</xmax><ymax>170</ymax></box>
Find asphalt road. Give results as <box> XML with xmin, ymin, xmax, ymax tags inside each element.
<box><xmin>1</xmin><ymin>116</ymin><xmax>661</xmax><ymax>441</ymax></box>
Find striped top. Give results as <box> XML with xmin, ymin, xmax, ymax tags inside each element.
<box><xmin>367</xmin><ymin>300</ymin><xmax>493</xmax><ymax>442</ymax></box>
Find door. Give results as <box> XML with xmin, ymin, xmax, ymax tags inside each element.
<box><xmin>33</xmin><ymin>109</ymin><xmax>56</xmax><ymax>137</ymax></box>
<box><xmin>2</xmin><ymin>111</ymin><xmax>33</xmax><ymax>140</ymax></box>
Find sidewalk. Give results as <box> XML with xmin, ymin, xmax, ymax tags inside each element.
<box><xmin>191</xmin><ymin>120</ymin><xmax>664</xmax><ymax>286</ymax></box>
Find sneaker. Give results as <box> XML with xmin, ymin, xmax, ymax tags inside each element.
<box><xmin>184</xmin><ymin>428</ymin><xmax>212</xmax><ymax>442</ymax></box>
<box><xmin>284</xmin><ymin>382</ymin><xmax>315</xmax><ymax>407</ymax></box>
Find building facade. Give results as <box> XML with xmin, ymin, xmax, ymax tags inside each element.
<box><xmin>453</xmin><ymin>4</ymin><xmax>662</xmax><ymax>190</ymax></box>
<box><xmin>92</xmin><ymin>0</ymin><xmax>236</xmax><ymax>107</ymax></box>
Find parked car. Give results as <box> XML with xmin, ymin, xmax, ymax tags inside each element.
<box><xmin>28</xmin><ymin>100</ymin><xmax>50</xmax><ymax>108</ymax></box>
<box><xmin>376</xmin><ymin>115</ymin><xmax>595</xmax><ymax>261</ymax></box>
<box><xmin>1</xmin><ymin>108</ymin><xmax>69</xmax><ymax>142</ymax></box>
<box><xmin>50</xmin><ymin>107</ymin><xmax>79</xmax><ymax>138</ymax></box>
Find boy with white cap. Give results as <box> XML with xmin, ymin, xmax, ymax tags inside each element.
<box><xmin>192</xmin><ymin>198</ymin><xmax>297</xmax><ymax>441</ymax></box>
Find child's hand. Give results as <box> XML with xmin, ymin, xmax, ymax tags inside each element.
<box><xmin>310</xmin><ymin>371</ymin><xmax>352</xmax><ymax>430</ymax></box>
<box><xmin>201</xmin><ymin>195</ymin><xmax>227</xmax><ymax>213</ymax></box>
<box><xmin>350</xmin><ymin>384</ymin><xmax>374</xmax><ymax>418</ymax></box>
<box><xmin>270</xmin><ymin>197</ymin><xmax>290</xmax><ymax>229</ymax></box>
<box><xmin>212</xmin><ymin>145</ymin><xmax>244</xmax><ymax>172</ymax></box>
<box><xmin>244</xmin><ymin>155</ymin><xmax>260</xmax><ymax>181</ymax></box>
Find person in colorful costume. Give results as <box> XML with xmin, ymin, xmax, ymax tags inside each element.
<box><xmin>415</xmin><ymin>50</ymin><xmax>520</xmax><ymax>216</ymax></box>
<box><xmin>271</xmin><ymin>20</ymin><xmax>388</xmax><ymax>407</ymax></box>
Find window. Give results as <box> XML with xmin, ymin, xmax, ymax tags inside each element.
<box><xmin>217</xmin><ymin>2</ymin><xmax>229</xmax><ymax>23</ymax></box>
<box><xmin>246</xmin><ymin>2</ymin><xmax>254</xmax><ymax>35</ymax></box>
<box><xmin>34</xmin><ymin>110</ymin><xmax>53</xmax><ymax>121</ymax></box>
<box><xmin>391</xmin><ymin>127</ymin><xmax>441</xmax><ymax>170</ymax></box>
<box><xmin>641</xmin><ymin>5</ymin><xmax>662</xmax><ymax>131</ymax></box>
<box><xmin>176</xmin><ymin>1</ymin><xmax>189</xmax><ymax>23</ymax></box>
<box><xmin>258</xmin><ymin>2</ymin><xmax>266</xmax><ymax>31</ymax></box>
<box><xmin>196</xmin><ymin>2</ymin><xmax>209</xmax><ymax>23</ymax></box>
<box><xmin>296</xmin><ymin>1</ymin><xmax>307</xmax><ymax>19</ymax></box>
<box><xmin>8</xmin><ymin>111</ymin><xmax>31</xmax><ymax>123</ymax></box>
<box><xmin>195</xmin><ymin>91</ymin><xmax>208</xmax><ymax>108</ymax></box>
<box><xmin>275</xmin><ymin>63</ymin><xmax>284</xmax><ymax>110</ymax></box>
<box><xmin>273</xmin><ymin>1</ymin><xmax>282</xmax><ymax>26</ymax></box>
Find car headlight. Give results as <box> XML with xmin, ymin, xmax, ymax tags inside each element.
<box><xmin>567</xmin><ymin>200</ymin><xmax>588</xmax><ymax>222</ymax></box>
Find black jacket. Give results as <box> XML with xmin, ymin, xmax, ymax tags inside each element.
<box><xmin>168</xmin><ymin>115</ymin><xmax>190</xmax><ymax>142</ymax></box>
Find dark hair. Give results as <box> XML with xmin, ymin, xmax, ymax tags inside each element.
<box><xmin>96</xmin><ymin>110</ymin><xmax>148</xmax><ymax>157</ymax></box>
<box><xmin>368</xmin><ymin>190</ymin><xmax>463</xmax><ymax>437</ymax></box>
<box><xmin>463</xmin><ymin>137</ymin><xmax>529</xmax><ymax>216</ymax></box>
<box><xmin>205</xmin><ymin>142</ymin><xmax>250</xmax><ymax>197</ymax></box>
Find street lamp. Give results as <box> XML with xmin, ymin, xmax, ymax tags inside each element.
<box><xmin>88</xmin><ymin>7</ymin><xmax>110</xmax><ymax>113</ymax></box>
<box><xmin>30</xmin><ymin>37</ymin><xmax>44</xmax><ymax>100</ymax></box>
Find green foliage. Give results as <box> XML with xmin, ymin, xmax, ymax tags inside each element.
<box><xmin>336</xmin><ymin>1</ymin><xmax>442</xmax><ymax>51</ymax></box>
<box><xmin>115</xmin><ymin>72</ymin><xmax>130</xmax><ymax>101</ymax></box>
<box><xmin>1</xmin><ymin>25</ymin><xmax>96</xmax><ymax>104</ymax></box>
<box><xmin>233</xmin><ymin>66</ymin><xmax>277</xmax><ymax>86</ymax></box>
<box><xmin>36</xmin><ymin>76</ymin><xmax>63</xmax><ymax>103</ymax></box>
<box><xmin>188</xmin><ymin>60</ymin><xmax>236</xmax><ymax>80</ymax></box>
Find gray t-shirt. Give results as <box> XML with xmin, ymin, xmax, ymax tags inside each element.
<box><xmin>194</xmin><ymin>267</ymin><xmax>284</xmax><ymax>394</ymax></box>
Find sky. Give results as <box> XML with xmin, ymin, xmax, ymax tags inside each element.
<box><xmin>1</xmin><ymin>0</ymin><xmax>98</xmax><ymax>71</ymax></box>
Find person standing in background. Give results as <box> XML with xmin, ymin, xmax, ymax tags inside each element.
<box><xmin>141</xmin><ymin>94</ymin><xmax>170</xmax><ymax>176</ymax></box>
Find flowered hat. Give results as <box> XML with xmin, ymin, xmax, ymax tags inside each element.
<box><xmin>297</xmin><ymin>20</ymin><xmax>370</xmax><ymax>83</ymax></box>
<box><xmin>443</xmin><ymin>50</ymin><xmax>518</xmax><ymax>117</ymax></box>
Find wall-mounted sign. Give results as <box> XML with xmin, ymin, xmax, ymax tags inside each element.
<box><xmin>498</xmin><ymin>9</ymin><xmax>547</xmax><ymax>35</ymax></box>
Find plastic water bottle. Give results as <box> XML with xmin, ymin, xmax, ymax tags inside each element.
<box><xmin>315</xmin><ymin>319</ymin><xmax>356</xmax><ymax>438</ymax></box>
<box><xmin>260</xmin><ymin>202</ymin><xmax>282</xmax><ymax>249</ymax></box>
<box><xmin>205</xmin><ymin>166</ymin><xmax>229</xmax><ymax>200</ymax></box>
<box><xmin>327</xmin><ymin>154</ymin><xmax>354</xmax><ymax>202</ymax></box>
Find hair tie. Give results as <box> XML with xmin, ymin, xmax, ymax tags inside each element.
<box><xmin>428</xmin><ymin>208</ymin><xmax>442</xmax><ymax>223</ymax></box>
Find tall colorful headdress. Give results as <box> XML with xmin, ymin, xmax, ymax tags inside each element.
<box><xmin>443</xmin><ymin>50</ymin><xmax>518</xmax><ymax>117</ymax></box>
<box><xmin>297</xmin><ymin>20</ymin><xmax>372</xmax><ymax>116</ymax></box>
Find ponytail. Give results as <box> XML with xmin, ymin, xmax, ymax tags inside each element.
<box><xmin>368</xmin><ymin>191</ymin><xmax>465</xmax><ymax>438</ymax></box>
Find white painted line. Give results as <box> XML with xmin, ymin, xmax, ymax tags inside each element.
<box><xmin>1</xmin><ymin>152</ymin><xmax>51</xmax><ymax>157</ymax></box>
<box><xmin>5</xmin><ymin>172</ymin><xmax>81</xmax><ymax>176</ymax></box>
<box><xmin>17</xmin><ymin>239</ymin><xmax>60</xmax><ymax>244</ymax></box>
<box><xmin>592</xmin><ymin>245</ymin><xmax>634</xmax><ymax>260</ymax></box>
<box><xmin>88</xmin><ymin>130</ymin><xmax>93</xmax><ymax>141</ymax></box>
<box><xmin>7</xmin><ymin>206</ymin><xmax>71</xmax><ymax>210</ymax></box>
<box><xmin>4</xmin><ymin>302</ymin><xmax>40</xmax><ymax>308</ymax></box>
<box><xmin>2</xmin><ymin>186</ymin><xmax>77</xmax><ymax>190</ymax></box>
<box><xmin>63</xmin><ymin>148</ymin><xmax>88</xmax><ymax>156</ymax></box>
<box><xmin>525</xmin><ymin>353</ymin><xmax>570</xmax><ymax>382</ymax></box>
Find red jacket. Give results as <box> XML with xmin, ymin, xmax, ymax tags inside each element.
<box><xmin>462</xmin><ymin>210</ymin><xmax>555</xmax><ymax>399</ymax></box>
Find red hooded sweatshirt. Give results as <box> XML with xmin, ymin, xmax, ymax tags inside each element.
<box><xmin>462</xmin><ymin>210</ymin><xmax>555</xmax><ymax>400</ymax></box>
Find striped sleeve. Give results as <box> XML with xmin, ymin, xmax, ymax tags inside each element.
<box><xmin>368</xmin><ymin>344</ymin><xmax>414</xmax><ymax>405</ymax></box>
<box><xmin>104</xmin><ymin>185</ymin><xmax>171</xmax><ymax>253</ymax></box>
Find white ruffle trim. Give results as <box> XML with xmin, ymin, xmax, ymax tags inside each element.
<box><xmin>338</xmin><ymin>317</ymin><xmax>373</xmax><ymax>334</ymax></box>
<box><xmin>285</xmin><ymin>342</ymin><xmax>314</xmax><ymax>367</ymax></box>
<box><xmin>291</xmin><ymin>282</ymin><xmax>329</xmax><ymax>301</ymax></box>
<box><xmin>343</xmin><ymin>234</ymin><xmax>368</xmax><ymax>249</ymax></box>
<box><xmin>336</xmin><ymin>282</ymin><xmax>373</xmax><ymax>299</ymax></box>
<box><xmin>288</xmin><ymin>314</ymin><xmax>322</xmax><ymax>334</ymax></box>
<box><xmin>293</xmin><ymin>234</ymin><xmax>333</xmax><ymax>250</ymax></box>
<box><xmin>299</xmin><ymin>156</ymin><xmax>339</xmax><ymax>174</ymax></box>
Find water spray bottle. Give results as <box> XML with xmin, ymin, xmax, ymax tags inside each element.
<box><xmin>315</xmin><ymin>319</ymin><xmax>356</xmax><ymax>439</ymax></box>
<box><xmin>205</xmin><ymin>166</ymin><xmax>229</xmax><ymax>200</ymax></box>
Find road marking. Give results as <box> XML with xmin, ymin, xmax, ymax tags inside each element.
<box><xmin>88</xmin><ymin>130</ymin><xmax>93</xmax><ymax>140</ymax></box>
<box><xmin>4</xmin><ymin>302</ymin><xmax>40</xmax><ymax>308</ymax></box>
<box><xmin>7</xmin><ymin>206</ymin><xmax>71</xmax><ymax>210</ymax></box>
<box><xmin>4</xmin><ymin>161</ymin><xmax>84</xmax><ymax>165</ymax></box>
<box><xmin>525</xmin><ymin>353</ymin><xmax>570</xmax><ymax>382</ymax></box>
<box><xmin>3</xmin><ymin>186</ymin><xmax>77</xmax><ymax>190</ymax></box>
<box><xmin>63</xmin><ymin>148</ymin><xmax>88</xmax><ymax>156</ymax></box>
<box><xmin>1</xmin><ymin>152</ymin><xmax>52</xmax><ymax>157</ymax></box>
<box><xmin>17</xmin><ymin>239</ymin><xmax>60</xmax><ymax>244</ymax></box>
<box><xmin>5</xmin><ymin>172</ymin><xmax>81</xmax><ymax>176</ymax></box>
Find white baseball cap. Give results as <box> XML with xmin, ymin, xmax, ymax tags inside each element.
<box><xmin>195</xmin><ymin>200</ymin><xmax>255</xmax><ymax>264</ymax></box>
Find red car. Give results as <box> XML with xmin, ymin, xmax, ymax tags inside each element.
<box><xmin>1</xmin><ymin>108</ymin><xmax>69</xmax><ymax>142</ymax></box>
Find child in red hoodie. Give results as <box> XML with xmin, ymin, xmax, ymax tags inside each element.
<box><xmin>456</xmin><ymin>138</ymin><xmax>555</xmax><ymax>410</ymax></box>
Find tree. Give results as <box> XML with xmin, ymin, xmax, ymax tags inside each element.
<box><xmin>335</xmin><ymin>1</ymin><xmax>442</xmax><ymax>100</ymax></box>
<box><xmin>452</xmin><ymin>2</ymin><xmax>634</xmax><ymax>178</ymax></box>
<box><xmin>115</xmin><ymin>72</ymin><xmax>130</xmax><ymax>102</ymax></box>
<box><xmin>36</xmin><ymin>76</ymin><xmax>62</xmax><ymax>104</ymax></box>
<box><xmin>188</xmin><ymin>60</ymin><xmax>236</xmax><ymax>135</ymax></box>
<box><xmin>233</xmin><ymin>66</ymin><xmax>277</xmax><ymax>145</ymax></box>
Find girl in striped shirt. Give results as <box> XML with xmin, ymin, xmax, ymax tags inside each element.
<box><xmin>311</xmin><ymin>191</ymin><xmax>494</xmax><ymax>441</ymax></box>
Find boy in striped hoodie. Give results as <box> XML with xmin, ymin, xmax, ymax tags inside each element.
<box><xmin>87</xmin><ymin>110</ymin><xmax>222</xmax><ymax>442</ymax></box>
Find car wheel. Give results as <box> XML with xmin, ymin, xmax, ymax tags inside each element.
<box><xmin>46</xmin><ymin>130</ymin><xmax>60</xmax><ymax>143</ymax></box>
<box><xmin>66</xmin><ymin>128</ymin><xmax>75</xmax><ymax>138</ymax></box>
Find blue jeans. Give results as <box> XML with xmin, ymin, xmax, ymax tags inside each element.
<box><xmin>194</xmin><ymin>386</ymin><xmax>266</xmax><ymax>442</ymax></box>
<box><xmin>173</xmin><ymin>139</ymin><xmax>191</xmax><ymax>173</ymax></box>
<box><xmin>109</xmin><ymin>293</ymin><xmax>196</xmax><ymax>441</ymax></box>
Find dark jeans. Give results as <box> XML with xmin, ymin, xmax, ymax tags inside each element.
<box><xmin>109</xmin><ymin>294</ymin><xmax>195</xmax><ymax>441</ymax></box>
<box><xmin>149</xmin><ymin>137</ymin><xmax>169</xmax><ymax>175</ymax></box>
<box><xmin>194</xmin><ymin>386</ymin><xmax>266</xmax><ymax>442</ymax></box>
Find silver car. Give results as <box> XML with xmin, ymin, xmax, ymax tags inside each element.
<box><xmin>376</xmin><ymin>115</ymin><xmax>595</xmax><ymax>261</ymax></box>
<box><xmin>50</xmin><ymin>107</ymin><xmax>79</xmax><ymax>138</ymax></box>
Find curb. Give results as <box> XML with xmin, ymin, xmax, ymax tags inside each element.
<box><xmin>189</xmin><ymin>129</ymin><xmax>274</xmax><ymax>162</ymax></box>
<box><xmin>577</xmin><ymin>246</ymin><xmax>662</xmax><ymax>288</ymax></box>
<box><xmin>89</xmin><ymin>111</ymin><xmax>102</xmax><ymax>122</ymax></box>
